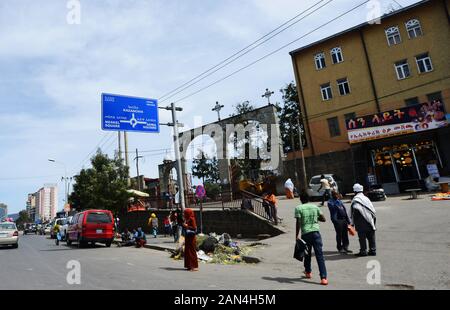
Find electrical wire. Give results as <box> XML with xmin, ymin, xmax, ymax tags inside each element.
<box><xmin>158</xmin><ymin>0</ymin><xmax>334</xmax><ymax>103</ymax></box>
<box><xmin>171</xmin><ymin>0</ymin><xmax>371</xmax><ymax>104</ymax></box>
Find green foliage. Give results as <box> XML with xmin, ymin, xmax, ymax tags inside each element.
<box><xmin>15</xmin><ymin>210</ymin><xmax>31</xmax><ymax>228</ymax></box>
<box><xmin>191</xmin><ymin>151</ymin><xmax>220</xmax><ymax>184</ymax></box>
<box><xmin>69</xmin><ymin>150</ymin><xmax>130</xmax><ymax>215</ymax></box>
<box><xmin>230</xmin><ymin>101</ymin><xmax>254</xmax><ymax>117</ymax></box>
<box><xmin>204</xmin><ymin>182</ymin><xmax>221</xmax><ymax>200</ymax></box>
<box><xmin>277</xmin><ymin>82</ymin><xmax>306</xmax><ymax>153</ymax></box>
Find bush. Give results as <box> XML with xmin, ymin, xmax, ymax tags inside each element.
<box><xmin>204</xmin><ymin>183</ymin><xmax>221</xmax><ymax>200</ymax></box>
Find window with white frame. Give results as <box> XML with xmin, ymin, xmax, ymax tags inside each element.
<box><xmin>320</xmin><ymin>83</ymin><xmax>333</xmax><ymax>101</ymax></box>
<box><xmin>314</xmin><ymin>52</ymin><xmax>326</xmax><ymax>70</ymax></box>
<box><xmin>416</xmin><ymin>53</ymin><xmax>433</xmax><ymax>73</ymax></box>
<box><xmin>330</xmin><ymin>47</ymin><xmax>344</xmax><ymax>64</ymax></box>
<box><xmin>385</xmin><ymin>26</ymin><xmax>401</xmax><ymax>46</ymax></box>
<box><xmin>405</xmin><ymin>19</ymin><xmax>423</xmax><ymax>39</ymax></box>
<box><xmin>394</xmin><ymin>59</ymin><xmax>411</xmax><ymax>80</ymax></box>
<box><xmin>337</xmin><ymin>78</ymin><xmax>351</xmax><ymax>96</ymax></box>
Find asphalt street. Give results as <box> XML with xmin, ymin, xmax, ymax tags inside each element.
<box><xmin>0</xmin><ymin>195</ymin><xmax>449</xmax><ymax>290</ymax></box>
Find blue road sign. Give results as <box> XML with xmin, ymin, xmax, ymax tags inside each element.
<box><xmin>101</xmin><ymin>93</ymin><xmax>160</xmax><ymax>133</ymax></box>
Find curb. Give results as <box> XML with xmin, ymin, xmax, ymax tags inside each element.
<box><xmin>144</xmin><ymin>244</ymin><xmax>176</xmax><ymax>253</ymax></box>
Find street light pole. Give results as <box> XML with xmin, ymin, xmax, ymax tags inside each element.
<box><xmin>48</xmin><ymin>159</ymin><xmax>70</xmax><ymax>212</ymax></box>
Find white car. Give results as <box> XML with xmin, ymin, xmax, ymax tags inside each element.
<box><xmin>44</xmin><ymin>225</ymin><xmax>52</xmax><ymax>235</ymax></box>
<box><xmin>0</xmin><ymin>222</ymin><xmax>19</xmax><ymax>249</ymax></box>
<box><xmin>59</xmin><ymin>216</ymin><xmax>72</xmax><ymax>241</ymax></box>
<box><xmin>306</xmin><ymin>174</ymin><xmax>343</xmax><ymax>200</ymax></box>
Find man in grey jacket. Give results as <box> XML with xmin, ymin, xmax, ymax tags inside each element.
<box><xmin>351</xmin><ymin>184</ymin><xmax>377</xmax><ymax>257</ymax></box>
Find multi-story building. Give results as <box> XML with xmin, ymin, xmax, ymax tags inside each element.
<box><xmin>26</xmin><ymin>193</ymin><xmax>37</xmax><ymax>222</ymax></box>
<box><xmin>288</xmin><ymin>0</ymin><xmax>450</xmax><ymax>193</ymax></box>
<box><xmin>35</xmin><ymin>184</ymin><xmax>58</xmax><ymax>222</ymax></box>
<box><xmin>0</xmin><ymin>203</ymin><xmax>7</xmax><ymax>221</ymax></box>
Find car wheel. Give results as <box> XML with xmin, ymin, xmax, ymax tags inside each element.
<box><xmin>105</xmin><ymin>241</ymin><xmax>112</xmax><ymax>248</ymax></box>
<box><xmin>12</xmin><ymin>243</ymin><xmax>18</xmax><ymax>249</ymax></box>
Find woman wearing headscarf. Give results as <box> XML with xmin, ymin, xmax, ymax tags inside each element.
<box><xmin>148</xmin><ymin>213</ymin><xmax>159</xmax><ymax>238</ymax></box>
<box><xmin>183</xmin><ymin>208</ymin><xmax>199</xmax><ymax>271</ymax></box>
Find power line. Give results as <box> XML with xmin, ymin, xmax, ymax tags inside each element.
<box><xmin>158</xmin><ymin>0</ymin><xmax>334</xmax><ymax>103</ymax></box>
<box><xmin>172</xmin><ymin>0</ymin><xmax>371</xmax><ymax>104</ymax></box>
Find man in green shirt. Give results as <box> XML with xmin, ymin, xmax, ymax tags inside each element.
<box><xmin>295</xmin><ymin>192</ymin><xmax>328</xmax><ymax>285</ymax></box>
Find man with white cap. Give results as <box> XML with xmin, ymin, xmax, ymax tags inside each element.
<box><xmin>351</xmin><ymin>183</ymin><xmax>377</xmax><ymax>257</ymax></box>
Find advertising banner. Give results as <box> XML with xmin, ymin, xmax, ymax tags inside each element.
<box><xmin>346</xmin><ymin>101</ymin><xmax>448</xmax><ymax>144</ymax></box>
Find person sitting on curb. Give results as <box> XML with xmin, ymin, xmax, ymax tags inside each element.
<box><xmin>134</xmin><ymin>227</ymin><xmax>147</xmax><ymax>248</ymax></box>
<box><xmin>351</xmin><ymin>184</ymin><xmax>377</xmax><ymax>257</ymax></box>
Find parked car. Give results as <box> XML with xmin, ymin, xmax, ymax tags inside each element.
<box><xmin>24</xmin><ymin>223</ymin><xmax>37</xmax><ymax>235</ymax></box>
<box><xmin>44</xmin><ymin>224</ymin><xmax>52</xmax><ymax>235</ymax></box>
<box><xmin>59</xmin><ymin>216</ymin><xmax>72</xmax><ymax>241</ymax></box>
<box><xmin>0</xmin><ymin>222</ymin><xmax>19</xmax><ymax>249</ymax></box>
<box><xmin>66</xmin><ymin>210</ymin><xmax>114</xmax><ymax>248</ymax></box>
<box><xmin>306</xmin><ymin>174</ymin><xmax>344</xmax><ymax>200</ymax></box>
<box><xmin>50</xmin><ymin>218</ymin><xmax>67</xmax><ymax>239</ymax></box>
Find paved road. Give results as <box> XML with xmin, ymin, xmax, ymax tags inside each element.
<box><xmin>0</xmin><ymin>195</ymin><xmax>449</xmax><ymax>290</ymax></box>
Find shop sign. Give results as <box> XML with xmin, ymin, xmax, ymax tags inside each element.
<box><xmin>346</xmin><ymin>101</ymin><xmax>448</xmax><ymax>144</ymax></box>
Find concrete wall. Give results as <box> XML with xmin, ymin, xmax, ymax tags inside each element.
<box><xmin>119</xmin><ymin>209</ymin><xmax>284</xmax><ymax>238</ymax></box>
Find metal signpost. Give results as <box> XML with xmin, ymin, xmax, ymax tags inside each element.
<box><xmin>101</xmin><ymin>94</ymin><xmax>186</xmax><ymax>212</ymax></box>
<box><xmin>195</xmin><ymin>185</ymin><xmax>206</xmax><ymax>233</ymax></box>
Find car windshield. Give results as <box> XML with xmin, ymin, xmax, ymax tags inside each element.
<box><xmin>310</xmin><ymin>177</ymin><xmax>321</xmax><ymax>185</ymax></box>
<box><xmin>0</xmin><ymin>223</ymin><xmax>16</xmax><ymax>230</ymax></box>
<box><xmin>87</xmin><ymin>212</ymin><xmax>111</xmax><ymax>224</ymax></box>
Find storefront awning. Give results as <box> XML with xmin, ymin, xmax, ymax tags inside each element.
<box><xmin>127</xmin><ymin>189</ymin><xmax>150</xmax><ymax>198</ymax></box>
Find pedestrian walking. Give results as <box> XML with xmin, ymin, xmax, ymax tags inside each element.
<box><xmin>295</xmin><ymin>192</ymin><xmax>328</xmax><ymax>285</ymax></box>
<box><xmin>284</xmin><ymin>178</ymin><xmax>295</xmax><ymax>199</ymax></box>
<box><xmin>183</xmin><ymin>208</ymin><xmax>198</xmax><ymax>272</ymax></box>
<box><xmin>318</xmin><ymin>175</ymin><xmax>332</xmax><ymax>206</ymax></box>
<box><xmin>351</xmin><ymin>184</ymin><xmax>377</xmax><ymax>257</ymax></box>
<box><xmin>148</xmin><ymin>213</ymin><xmax>158</xmax><ymax>238</ymax></box>
<box><xmin>163</xmin><ymin>215</ymin><xmax>172</xmax><ymax>237</ymax></box>
<box><xmin>328</xmin><ymin>190</ymin><xmax>352</xmax><ymax>254</ymax></box>
<box><xmin>170</xmin><ymin>210</ymin><xmax>179</xmax><ymax>242</ymax></box>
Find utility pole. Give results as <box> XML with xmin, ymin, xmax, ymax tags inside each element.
<box><xmin>212</xmin><ymin>101</ymin><xmax>224</xmax><ymax>121</ymax></box>
<box><xmin>118</xmin><ymin>132</ymin><xmax>122</xmax><ymax>161</ymax></box>
<box><xmin>297</xmin><ymin>117</ymin><xmax>308</xmax><ymax>189</ymax></box>
<box><xmin>134</xmin><ymin>148</ymin><xmax>144</xmax><ymax>191</ymax></box>
<box><xmin>124</xmin><ymin>131</ymin><xmax>130</xmax><ymax>185</ymax></box>
<box><xmin>262</xmin><ymin>88</ymin><xmax>274</xmax><ymax>105</ymax></box>
<box><xmin>159</xmin><ymin>103</ymin><xmax>186</xmax><ymax>212</ymax></box>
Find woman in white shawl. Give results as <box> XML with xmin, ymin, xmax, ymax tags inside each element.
<box><xmin>350</xmin><ymin>184</ymin><xmax>377</xmax><ymax>257</ymax></box>
<box><xmin>284</xmin><ymin>178</ymin><xmax>295</xmax><ymax>199</ymax></box>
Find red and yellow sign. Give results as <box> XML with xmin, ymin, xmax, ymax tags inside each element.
<box><xmin>346</xmin><ymin>101</ymin><xmax>448</xmax><ymax>144</ymax></box>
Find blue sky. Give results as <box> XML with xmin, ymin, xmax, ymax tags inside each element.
<box><xmin>0</xmin><ymin>0</ymin><xmax>420</xmax><ymax>214</ymax></box>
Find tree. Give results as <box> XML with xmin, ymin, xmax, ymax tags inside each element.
<box><xmin>230</xmin><ymin>101</ymin><xmax>254</xmax><ymax>117</ymax></box>
<box><xmin>69</xmin><ymin>150</ymin><xmax>130</xmax><ymax>215</ymax></box>
<box><xmin>277</xmin><ymin>82</ymin><xmax>306</xmax><ymax>153</ymax></box>
<box><xmin>191</xmin><ymin>151</ymin><xmax>220</xmax><ymax>184</ymax></box>
<box><xmin>15</xmin><ymin>210</ymin><xmax>31</xmax><ymax>228</ymax></box>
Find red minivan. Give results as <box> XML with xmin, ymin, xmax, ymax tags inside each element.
<box><xmin>66</xmin><ymin>210</ymin><xmax>115</xmax><ymax>248</ymax></box>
